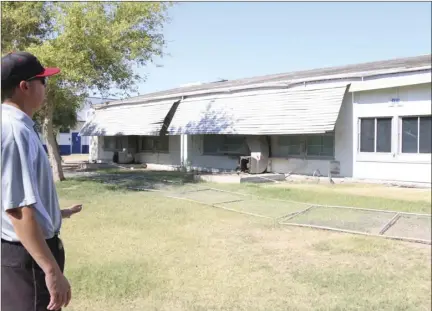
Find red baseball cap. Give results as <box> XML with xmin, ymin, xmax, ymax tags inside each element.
<box><xmin>1</xmin><ymin>51</ymin><xmax>60</xmax><ymax>88</ymax></box>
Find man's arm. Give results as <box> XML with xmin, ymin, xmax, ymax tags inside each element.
<box><xmin>7</xmin><ymin>206</ymin><xmax>71</xmax><ymax>311</ymax></box>
<box><xmin>7</xmin><ymin>206</ymin><xmax>61</xmax><ymax>275</ymax></box>
<box><xmin>2</xmin><ymin>130</ymin><xmax>71</xmax><ymax>310</ymax></box>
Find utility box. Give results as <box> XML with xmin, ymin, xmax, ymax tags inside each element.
<box><xmin>329</xmin><ymin>160</ymin><xmax>340</xmax><ymax>176</ymax></box>
<box><xmin>246</xmin><ymin>136</ymin><xmax>269</xmax><ymax>174</ymax></box>
<box><xmin>118</xmin><ymin>149</ymin><xmax>134</xmax><ymax>164</ymax></box>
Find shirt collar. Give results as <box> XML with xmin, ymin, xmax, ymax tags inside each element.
<box><xmin>2</xmin><ymin>103</ymin><xmax>35</xmax><ymax>129</ymax></box>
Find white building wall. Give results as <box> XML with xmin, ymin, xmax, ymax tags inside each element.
<box><xmin>352</xmin><ymin>83</ymin><xmax>431</xmax><ymax>184</ymax></box>
<box><xmin>88</xmin><ymin>71</ymin><xmax>431</xmax><ymax>183</ymax></box>
<box><xmin>39</xmin><ymin>98</ymin><xmax>107</xmax><ymax>155</ymax></box>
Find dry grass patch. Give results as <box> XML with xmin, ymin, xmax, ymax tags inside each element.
<box><xmin>275</xmin><ymin>182</ymin><xmax>432</xmax><ymax>203</ymax></box>
<box><xmin>56</xmin><ymin>177</ymin><xmax>431</xmax><ymax>311</ymax></box>
<box><xmin>206</xmin><ymin>182</ymin><xmax>431</xmax><ymax>214</ymax></box>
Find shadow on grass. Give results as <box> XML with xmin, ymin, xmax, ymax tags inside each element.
<box><xmin>70</xmin><ymin>169</ymin><xmax>197</xmax><ymax>193</ymax></box>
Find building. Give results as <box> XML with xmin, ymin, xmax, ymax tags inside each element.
<box><xmin>40</xmin><ymin>97</ymin><xmax>114</xmax><ymax>155</ymax></box>
<box><xmin>80</xmin><ymin>55</ymin><xmax>432</xmax><ymax>184</ymax></box>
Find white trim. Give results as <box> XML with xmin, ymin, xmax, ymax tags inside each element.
<box><xmin>349</xmin><ymin>73</ymin><xmax>431</xmax><ymax>92</ymax></box>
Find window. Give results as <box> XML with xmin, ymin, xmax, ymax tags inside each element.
<box><xmin>277</xmin><ymin>133</ymin><xmax>334</xmax><ymax>158</ymax></box>
<box><xmin>306</xmin><ymin>135</ymin><xmax>334</xmax><ymax>157</ymax></box>
<box><xmin>104</xmin><ymin>136</ymin><xmax>124</xmax><ymax>151</ymax></box>
<box><xmin>203</xmin><ymin>135</ymin><xmax>249</xmax><ymax>155</ymax></box>
<box><xmin>59</xmin><ymin>127</ymin><xmax>70</xmax><ymax>134</ymax></box>
<box><xmin>278</xmin><ymin>136</ymin><xmax>303</xmax><ymax>156</ymax></box>
<box><xmin>140</xmin><ymin>136</ymin><xmax>169</xmax><ymax>153</ymax></box>
<box><xmin>359</xmin><ymin>118</ymin><xmax>392</xmax><ymax>153</ymax></box>
<box><xmin>401</xmin><ymin>116</ymin><xmax>431</xmax><ymax>154</ymax></box>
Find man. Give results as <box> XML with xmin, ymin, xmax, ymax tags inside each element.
<box><xmin>1</xmin><ymin>51</ymin><xmax>82</xmax><ymax>311</ymax></box>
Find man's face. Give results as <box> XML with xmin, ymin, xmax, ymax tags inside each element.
<box><xmin>18</xmin><ymin>77</ymin><xmax>47</xmax><ymax>111</ymax></box>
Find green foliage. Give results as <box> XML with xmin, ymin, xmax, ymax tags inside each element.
<box><xmin>2</xmin><ymin>1</ymin><xmax>170</xmax><ymax>123</ymax></box>
<box><xmin>1</xmin><ymin>2</ymin><xmax>52</xmax><ymax>52</ymax></box>
<box><xmin>33</xmin><ymin>82</ymin><xmax>86</xmax><ymax>133</ymax></box>
<box><xmin>1</xmin><ymin>1</ymin><xmax>171</xmax><ymax>180</ymax></box>
<box><xmin>27</xmin><ymin>2</ymin><xmax>170</xmax><ymax>97</ymax></box>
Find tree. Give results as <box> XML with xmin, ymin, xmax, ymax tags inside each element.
<box><xmin>1</xmin><ymin>2</ymin><xmax>51</xmax><ymax>51</ymax></box>
<box><xmin>1</xmin><ymin>2</ymin><xmax>170</xmax><ymax>181</ymax></box>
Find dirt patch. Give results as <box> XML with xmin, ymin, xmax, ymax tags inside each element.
<box><xmin>283</xmin><ymin>207</ymin><xmax>397</xmax><ymax>234</ymax></box>
<box><xmin>385</xmin><ymin>215</ymin><xmax>432</xmax><ymax>241</ymax></box>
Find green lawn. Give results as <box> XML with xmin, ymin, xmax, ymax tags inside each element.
<box><xmin>57</xmin><ymin>173</ymin><xmax>431</xmax><ymax>311</ymax></box>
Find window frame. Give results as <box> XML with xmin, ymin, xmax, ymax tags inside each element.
<box><xmin>275</xmin><ymin>132</ymin><xmax>335</xmax><ymax>159</ymax></box>
<box><xmin>358</xmin><ymin>117</ymin><xmax>393</xmax><ymax>154</ymax></box>
<box><xmin>202</xmin><ymin>135</ymin><xmax>249</xmax><ymax>156</ymax></box>
<box><xmin>305</xmin><ymin>134</ymin><xmax>335</xmax><ymax>158</ymax></box>
<box><xmin>140</xmin><ymin>135</ymin><xmax>170</xmax><ymax>154</ymax></box>
<box><xmin>399</xmin><ymin>115</ymin><xmax>431</xmax><ymax>154</ymax></box>
<box><xmin>103</xmin><ymin>136</ymin><xmax>125</xmax><ymax>151</ymax></box>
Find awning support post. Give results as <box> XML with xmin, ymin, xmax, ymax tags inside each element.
<box><xmin>180</xmin><ymin>134</ymin><xmax>189</xmax><ymax>171</ymax></box>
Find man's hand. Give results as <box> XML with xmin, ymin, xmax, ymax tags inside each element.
<box><xmin>46</xmin><ymin>269</ymin><xmax>72</xmax><ymax>310</ymax></box>
<box><xmin>61</xmin><ymin>204</ymin><xmax>83</xmax><ymax>219</ymax></box>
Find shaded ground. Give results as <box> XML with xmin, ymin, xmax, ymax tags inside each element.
<box><xmin>68</xmin><ymin>170</ymin><xmax>195</xmax><ymax>191</ymax></box>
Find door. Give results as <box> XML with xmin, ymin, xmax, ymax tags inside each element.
<box><xmin>72</xmin><ymin>132</ymin><xmax>81</xmax><ymax>154</ymax></box>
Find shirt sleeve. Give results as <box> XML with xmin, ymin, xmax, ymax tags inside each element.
<box><xmin>2</xmin><ymin>127</ymin><xmax>37</xmax><ymax>211</ymax></box>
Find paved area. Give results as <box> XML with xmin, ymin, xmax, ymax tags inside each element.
<box><xmin>62</xmin><ymin>154</ymin><xmax>89</xmax><ymax>163</ymax></box>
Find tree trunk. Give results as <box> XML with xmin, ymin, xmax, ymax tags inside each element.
<box><xmin>43</xmin><ymin>101</ymin><xmax>65</xmax><ymax>182</ymax></box>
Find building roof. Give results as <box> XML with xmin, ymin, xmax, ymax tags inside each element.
<box><xmin>168</xmin><ymin>84</ymin><xmax>349</xmax><ymax>135</ymax></box>
<box><xmin>80</xmin><ymin>99</ymin><xmax>176</xmax><ymax>136</ymax></box>
<box><xmin>96</xmin><ymin>54</ymin><xmax>431</xmax><ymax>108</ymax></box>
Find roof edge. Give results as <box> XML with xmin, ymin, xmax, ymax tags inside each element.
<box><xmin>94</xmin><ymin>64</ymin><xmax>431</xmax><ymax>110</ymax></box>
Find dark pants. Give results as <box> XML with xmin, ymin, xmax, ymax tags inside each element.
<box><xmin>1</xmin><ymin>236</ymin><xmax>65</xmax><ymax>311</ymax></box>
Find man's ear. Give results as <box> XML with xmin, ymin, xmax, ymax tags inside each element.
<box><xmin>18</xmin><ymin>80</ymin><xmax>29</xmax><ymax>92</ymax></box>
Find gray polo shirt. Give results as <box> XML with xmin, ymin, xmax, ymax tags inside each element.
<box><xmin>2</xmin><ymin>104</ymin><xmax>62</xmax><ymax>242</ymax></box>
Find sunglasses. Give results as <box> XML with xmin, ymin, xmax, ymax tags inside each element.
<box><xmin>26</xmin><ymin>76</ymin><xmax>47</xmax><ymax>86</ymax></box>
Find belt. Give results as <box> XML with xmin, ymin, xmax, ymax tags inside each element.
<box><xmin>1</xmin><ymin>234</ymin><xmax>59</xmax><ymax>245</ymax></box>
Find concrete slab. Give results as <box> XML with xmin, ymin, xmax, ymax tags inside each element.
<box><xmin>240</xmin><ymin>174</ymin><xmax>286</xmax><ymax>183</ymax></box>
<box><xmin>194</xmin><ymin>173</ymin><xmax>286</xmax><ymax>184</ymax></box>
<box><xmin>194</xmin><ymin>174</ymin><xmax>241</xmax><ymax>183</ymax></box>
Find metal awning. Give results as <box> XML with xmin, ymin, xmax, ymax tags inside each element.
<box><xmin>168</xmin><ymin>84</ymin><xmax>349</xmax><ymax>135</ymax></box>
<box><xmin>79</xmin><ymin>100</ymin><xmax>176</xmax><ymax>136</ymax></box>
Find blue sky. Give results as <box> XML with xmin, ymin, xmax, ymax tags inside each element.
<box><xmin>123</xmin><ymin>2</ymin><xmax>431</xmax><ymax>97</ymax></box>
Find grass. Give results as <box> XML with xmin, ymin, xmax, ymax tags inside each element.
<box><xmin>204</xmin><ymin>182</ymin><xmax>432</xmax><ymax>214</ymax></box>
<box><xmin>57</xmin><ymin>172</ymin><xmax>431</xmax><ymax>311</ymax></box>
